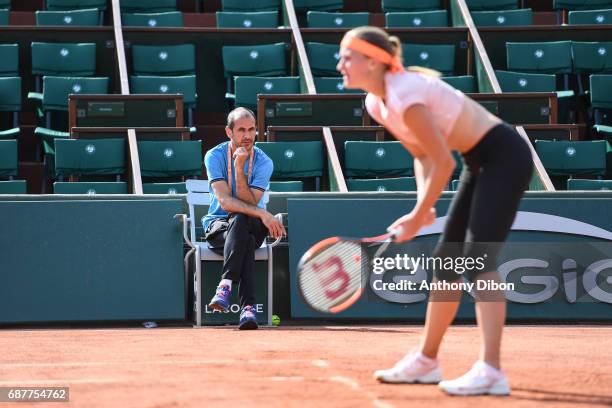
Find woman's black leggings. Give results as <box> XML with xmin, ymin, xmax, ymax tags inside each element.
<box><xmin>433</xmin><ymin>123</ymin><xmax>534</xmax><ymax>282</ymax></box>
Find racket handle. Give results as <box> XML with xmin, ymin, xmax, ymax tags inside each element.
<box><xmin>386</xmin><ymin>227</ymin><xmax>401</xmax><ymax>241</ymax></box>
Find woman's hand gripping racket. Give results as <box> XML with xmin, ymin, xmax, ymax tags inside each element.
<box><xmin>297</xmin><ymin>230</ymin><xmax>398</xmax><ymax>314</ymax></box>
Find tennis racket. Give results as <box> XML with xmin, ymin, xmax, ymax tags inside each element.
<box><xmin>297</xmin><ymin>231</ymin><xmax>397</xmax><ymax>314</ymax></box>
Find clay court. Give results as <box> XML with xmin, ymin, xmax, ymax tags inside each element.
<box><xmin>1</xmin><ymin>325</ymin><xmax>611</xmax><ymax>407</ymax></box>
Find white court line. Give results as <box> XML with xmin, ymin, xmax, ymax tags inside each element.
<box><xmin>329</xmin><ymin>376</ymin><xmax>394</xmax><ymax>408</ymax></box>
<box><xmin>263</xmin><ymin>375</ymin><xmax>394</xmax><ymax>408</ymax></box>
<box><xmin>0</xmin><ymin>378</ymin><xmax>123</xmax><ymax>385</ymax></box>
<box><xmin>0</xmin><ymin>359</ymin><xmax>317</xmax><ymax>368</ymax></box>
<box><xmin>311</xmin><ymin>359</ymin><xmax>329</xmax><ymax>367</ymax></box>
<box><xmin>329</xmin><ymin>376</ymin><xmax>360</xmax><ymax>390</ymax></box>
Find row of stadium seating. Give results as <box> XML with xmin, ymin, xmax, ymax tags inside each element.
<box><xmin>0</xmin><ymin>137</ymin><xmax>202</xmax><ymax>194</ymax></box>
<box><xmin>4</xmin><ymin>0</ymin><xmax>612</xmax><ymax>27</ymax></box>
<box><xmin>2</xmin><ymin>1</ymin><xmax>612</xmax><ymax>193</ymax></box>
<box><xmin>5</xmin><ymin>137</ymin><xmax>610</xmax><ymax>193</ymax></box>
<box><xmin>4</xmin><ymin>76</ymin><xmax>612</xmax><ymax>190</ymax></box>
<box><xmin>6</xmin><ymin>39</ymin><xmax>612</xmax><ymax>118</ymax></box>
<box><xmin>1</xmin><ymin>9</ymin><xmax>608</xmax><ymax>28</ymax></box>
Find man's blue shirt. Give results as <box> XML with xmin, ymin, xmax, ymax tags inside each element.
<box><xmin>202</xmin><ymin>142</ymin><xmax>273</xmax><ymax>230</ymax></box>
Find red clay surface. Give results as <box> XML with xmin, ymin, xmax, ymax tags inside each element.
<box><xmin>0</xmin><ymin>325</ymin><xmax>611</xmax><ymax>408</ymax></box>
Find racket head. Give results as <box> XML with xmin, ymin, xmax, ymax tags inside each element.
<box><xmin>297</xmin><ymin>236</ymin><xmax>365</xmax><ymax>314</ymax></box>
<box><xmin>297</xmin><ymin>232</ymin><xmax>395</xmax><ymax>314</ymax></box>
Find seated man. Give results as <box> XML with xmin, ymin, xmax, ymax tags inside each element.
<box><xmin>203</xmin><ymin>107</ymin><xmax>285</xmax><ymax>330</ymax></box>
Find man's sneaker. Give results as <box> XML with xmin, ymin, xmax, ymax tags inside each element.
<box><xmin>239</xmin><ymin>305</ymin><xmax>258</xmax><ymax>330</ymax></box>
<box><xmin>438</xmin><ymin>361</ymin><xmax>511</xmax><ymax>396</ymax></box>
<box><xmin>374</xmin><ymin>352</ymin><xmax>442</xmax><ymax>384</ymax></box>
<box><xmin>208</xmin><ymin>284</ymin><xmax>230</xmax><ymax>312</ymax></box>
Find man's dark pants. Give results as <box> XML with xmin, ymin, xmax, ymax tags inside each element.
<box><xmin>205</xmin><ymin>213</ymin><xmax>268</xmax><ymax>308</ymax></box>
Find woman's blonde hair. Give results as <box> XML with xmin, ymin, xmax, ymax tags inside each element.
<box><xmin>345</xmin><ymin>26</ymin><xmax>441</xmax><ymax>77</ymax></box>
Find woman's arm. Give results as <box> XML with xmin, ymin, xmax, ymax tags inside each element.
<box><xmin>390</xmin><ymin>104</ymin><xmax>455</xmax><ymax>241</ymax></box>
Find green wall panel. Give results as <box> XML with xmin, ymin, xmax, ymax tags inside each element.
<box><xmin>0</xmin><ymin>198</ymin><xmax>185</xmax><ymax>323</ymax></box>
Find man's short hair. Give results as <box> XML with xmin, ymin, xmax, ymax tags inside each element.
<box><xmin>227</xmin><ymin>107</ymin><xmax>256</xmax><ymax>130</ymax></box>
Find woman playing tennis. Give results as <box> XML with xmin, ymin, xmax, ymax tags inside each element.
<box><xmin>336</xmin><ymin>26</ymin><xmax>533</xmax><ymax>396</ymax></box>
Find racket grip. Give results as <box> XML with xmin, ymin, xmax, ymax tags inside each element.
<box><xmin>386</xmin><ymin>227</ymin><xmax>401</xmax><ymax>241</ymax></box>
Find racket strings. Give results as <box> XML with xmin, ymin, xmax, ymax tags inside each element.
<box><xmin>299</xmin><ymin>241</ymin><xmax>364</xmax><ymax>312</ymax></box>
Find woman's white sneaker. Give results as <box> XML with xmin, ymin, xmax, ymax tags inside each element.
<box><xmin>438</xmin><ymin>361</ymin><xmax>511</xmax><ymax>396</ymax></box>
<box><xmin>374</xmin><ymin>353</ymin><xmax>442</xmax><ymax>384</ymax></box>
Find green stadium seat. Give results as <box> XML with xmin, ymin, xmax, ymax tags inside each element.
<box><xmin>46</xmin><ymin>0</ymin><xmax>106</xmax><ymax>10</ymax></box>
<box><xmin>567</xmin><ymin>178</ymin><xmax>612</xmax><ymax>190</ymax></box>
<box><xmin>130</xmin><ymin>74</ymin><xmax>197</xmax><ymax>125</ymax></box>
<box><xmin>122</xmin><ymin>11</ymin><xmax>183</xmax><ymax>27</ymax></box>
<box><xmin>130</xmin><ymin>75</ymin><xmax>196</xmax><ymax>107</ymax></box>
<box><xmin>441</xmin><ymin>75</ymin><xmax>477</xmax><ymax>93</ymax></box>
<box><xmin>32</xmin><ymin>76</ymin><xmax>109</xmax><ymax>184</ymax></box>
<box><xmin>142</xmin><ymin>182</ymin><xmax>186</xmax><ymax>194</ymax></box>
<box><xmin>0</xmin><ymin>180</ymin><xmax>27</xmax><ymax>193</ymax></box>
<box><xmin>554</xmin><ymin>0</ymin><xmax>612</xmax><ymax>11</ymax></box>
<box><xmin>402</xmin><ymin>43</ymin><xmax>455</xmax><ymax>76</ymax></box>
<box><xmin>506</xmin><ymin>41</ymin><xmax>573</xmax><ymax>94</ymax></box>
<box><xmin>466</xmin><ymin>0</ymin><xmax>518</xmax><ymax>10</ymax></box>
<box><xmin>344</xmin><ymin>141</ymin><xmax>414</xmax><ymax>177</ymax></box>
<box><xmin>568</xmin><ymin>8</ymin><xmax>612</xmax><ymax>24</ymax></box>
<box><xmin>535</xmin><ymin>140</ymin><xmax>606</xmax><ymax>176</ymax></box>
<box><xmin>307</xmin><ymin>11</ymin><xmax>369</xmax><ymax>28</ymax></box>
<box><xmin>0</xmin><ymin>44</ymin><xmax>19</xmax><ymax>77</ymax></box>
<box><xmin>0</xmin><ymin>139</ymin><xmax>18</xmax><ymax>178</ymax></box>
<box><xmin>38</xmin><ymin>76</ymin><xmax>108</xmax><ymax>112</ymax></box>
<box><xmin>137</xmin><ymin>140</ymin><xmax>202</xmax><ymax>178</ymax></box>
<box><xmin>269</xmin><ymin>180</ymin><xmax>304</xmax><ymax>192</ymax></box>
<box><xmin>120</xmin><ymin>0</ymin><xmax>177</xmax><ymax>13</ymax></box>
<box><xmin>222</xmin><ymin>43</ymin><xmax>287</xmax><ymax>78</ymax></box>
<box><xmin>590</xmin><ymin>74</ymin><xmax>612</xmax><ymax>127</ymax></box>
<box><xmin>0</xmin><ymin>127</ymin><xmax>19</xmax><ymax>139</ymax></box>
<box><xmin>495</xmin><ymin>70</ymin><xmax>556</xmax><ymax>92</ymax></box>
<box><xmin>0</xmin><ymin>77</ymin><xmax>21</xmax><ymax>140</ymax></box>
<box><xmin>496</xmin><ymin>70</ymin><xmax>574</xmax><ymax>122</ymax></box>
<box><xmin>346</xmin><ymin>176</ymin><xmax>417</xmax><ymax>192</ymax></box>
<box><xmin>471</xmin><ymin>8</ymin><xmax>533</xmax><ymax>26</ymax></box>
<box><xmin>0</xmin><ymin>141</ymin><xmax>25</xmax><ymax>192</ymax></box>
<box><xmin>0</xmin><ymin>8</ymin><xmax>8</xmax><ymax>25</ymax></box>
<box><xmin>293</xmin><ymin>0</ymin><xmax>343</xmax><ymax>12</ymax></box>
<box><xmin>314</xmin><ymin>77</ymin><xmax>363</xmax><ymax>93</ymax></box>
<box><xmin>571</xmin><ymin>42</ymin><xmax>612</xmax><ymax>94</ymax></box>
<box><xmin>131</xmin><ymin>44</ymin><xmax>196</xmax><ymax>76</ymax></box>
<box><xmin>306</xmin><ymin>42</ymin><xmax>341</xmax><ymax>77</ymax></box>
<box><xmin>234</xmin><ymin>76</ymin><xmax>300</xmax><ymax>111</ymax></box>
<box><xmin>572</xmin><ymin>42</ymin><xmax>612</xmax><ymax>73</ymax></box>
<box><xmin>594</xmin><ymin>124</ymin><xmax>612</xmax><ymax>138</ymax></box>
<box><xmin>54</xmin><ymin>138</ymin><xmax>125</xmax><ymax>179</ymax></box>
<box><xmin>506</xmin><ymin>41</ymin><xmax>573</xmax><ymax>75</ymax></box>
<box><xmin>31</xmin><ymin>42</ymin><xmax>96</xmax><ymax>77</ymax></box>
<box><xmin>381</xmin><ymin>0</ymin><xmax>441</xmax><ymax>12</ymax></box>
<box><xmin>0</xmin><ymin>76</ymin><xmax>21</xmax><ymax>113</ymax></box>
<box><xmin>256</xmin><ymin>141</ymin><xmax>324</xmax><ymax>190</ymax></box>
<box><xmin>221</xmin><ymin>43</ymin><xmax>287</xmax><ymax>100</ymax></box>
<box><xmin>590</xmin><ymin>75</ymin><xmax>612</xmax><ymax>109</ymax></box>
<box><xmin>385</xmin><ymin>10</ymin><xmax>448</xmax><ymax>28</ymax></box>
<box><xmin>53</xmin><ymin>181</ymin><xmax>128</xmax><ymax>194</ymax></box>
<box><xmin>216</xmin><ymin>11</ymin><xmax>278</xmax><ymax>28</ymax></box>
<box><xmin>222</xmin><ymin>43</ymin><xmax>288</xmax><ymax>98</ymax></box>
<box><xmin>36</xmin><ymin>8</ymin><xmax>100</xmax><ymax>26</ymax></box>
<box><xmin>221</xmin><ymin>0</ymin><xmax>281</xmax><ymax>12</ymax></box>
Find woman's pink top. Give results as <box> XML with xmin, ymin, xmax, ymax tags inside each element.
<box><xmin>365</xmin><ymin>71</ymin><xmax>465</xmax><ymax>141</ymax></box>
